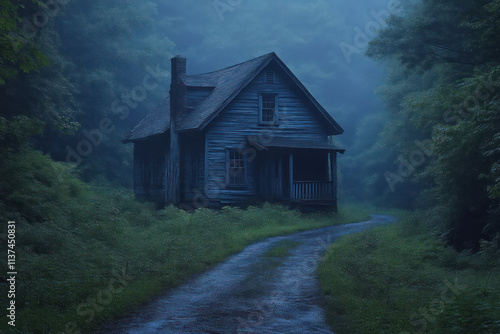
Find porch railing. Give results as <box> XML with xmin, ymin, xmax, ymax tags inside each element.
<box><xmin>292</xmin><ymin>181</ymin><xmax>335</xmax><ymax>201</ymax></box>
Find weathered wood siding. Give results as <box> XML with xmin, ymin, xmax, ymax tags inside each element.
<box><xmin>180</xmin><ymin>132</ymin><xmax>205</xmax><ymax>206</ymax></box>
<box><xmin>187</xmin><ymin>87</ymin><xmax>213</xmax><ymax>110</ymax></box>
<box><xmin>204</xmin><ymin>62</ymin><xmax>332</xmax><ymax>206</ymax></box>
<box><xmin>133</xmin><ymin>133</ymin><xmax>169</xmax><ymax>206</ymax></box>
<box><xmin>258</xmin><ymin>151</ymin><xmax>286</xmax><ymax>201</ymax></box>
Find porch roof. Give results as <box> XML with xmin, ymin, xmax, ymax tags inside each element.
<box><xmin>246</xmin><ymin>137</ymin><xmax>345</xmax><ymax>153</ymax></box>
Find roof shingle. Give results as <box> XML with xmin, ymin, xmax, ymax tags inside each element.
<box><xmin>125</xmin><ymin>98</ymin><xmax>170</xmax><ymax>142</ymax></box>
<box><xmin>125</xmin><ymin>52</ymin><xmax>343</xmax><ymax>142</ymax></box>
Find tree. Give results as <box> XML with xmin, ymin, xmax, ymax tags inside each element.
<box><xmin>0</xmin><ymin>0</ymin><xmax>48</xmax><ymax>85</ymax></box>
<box><xmin>367</xmin><ymin>0</ymin><xmax>500</xmax><ymax>69</ymax></box>
<box><xmin>50</xmin><ymin>0</ymin><xmax>174</xmax><ymax>185</ymax></box>
<box><xmin>366</xmin><ymin>0</ymin><xmax>500</xmax><ymax>249</ymax></box>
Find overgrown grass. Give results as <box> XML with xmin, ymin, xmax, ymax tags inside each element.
<box><xmin>318</xmin><ymin>210</ymin><xmax>500</xmax><ymax>334</ymax></box>
<box><xmin>0</xmin><ymin>150</ymin><xmax>370</xmax><ymax>334</ymax></box>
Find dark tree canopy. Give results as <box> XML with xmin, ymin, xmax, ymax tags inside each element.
<box><xmin>364</xmin><ymin>0</ymin><xmax>500</xmax><ymax>250</ymax></box>
<box><xmin>367</xmin><ymin>0</ymin><xmax>500</xmax><ymax>69</ymax></box>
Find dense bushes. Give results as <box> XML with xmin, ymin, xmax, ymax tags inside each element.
<box><xmin>0</xmin><ymin>149</ymin><xmax>369</xmax><ymax>333</ymax></box>
<box><xmin>318</xmin><ymin>211</ymin><xmax>500</xmax><ymax>334</ymax></box>
<box><xmin>349</xmin><ymin>0</ymin><xmax>500</xmax><ymax>250</ymax></box>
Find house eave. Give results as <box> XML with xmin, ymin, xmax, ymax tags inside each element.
<box><xmin>198</xmin><ymin>53</ymin><xmax>276</xmax><ymax>131</ymax></box>
<box><xmin>246</xmin><ymin>136</ymin><xmax>346</xmax><ymax>153</ymax></box>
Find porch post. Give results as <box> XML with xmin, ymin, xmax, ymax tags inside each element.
<box><xmin>289</xmin><ymin>152</ymin><xmax>294</xmax><ymax>200</ymax></box>
<box><xmin>330</xmin><ymin>152</ymin><xmax>338</xmax><ymax>210</ymax></box>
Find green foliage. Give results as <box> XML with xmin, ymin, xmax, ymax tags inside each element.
<box><xmin>419</xmin><ymin>67</ymin><xmax>500</xmax><ymax>249</ymax></box>
<box><xmin>49</xmin><ymin>0</ymin><xmax>174</xmax><ymax>184</ymax></box>
<box><xmin>367</xmin><ymin>0</ymin><xmax>500</xmax><ymax>69</ymax></box>
<box><xmin>431</xmin><ymin>289</ymin><xmax>500</xmax><ymax>334</ymax></box>
<box><xmin>0</xmin><ymin>115</ymin><xmax>43</xmax><ymax>153</ymax></box>
<box><xmin>0</xmin><ymin>0</ymin><xmax>49</xmax><ymax>84</ymax></box>
<box><xmin>0</xmin><ymin>149</ymin><xmax>370</xmax><ymax>333</ymax></box>
<box><xmin>0</xmin><ymin>149</ymin><xmax>86</xmax><ymax>224</ymax></box>
<box><xmin>364</xmin><ymin>0</ymin><xmax>500</xmax><ymax>249</ymax></box>
<box><xmin>1</xmin><ymin>0</ymin><xmax>175</xmax><ymax>185</ymax></box>
<box><xmin>318</xmin><ymin>211</ymin><xmax>500</xmax><ymax>334</ymax></box>
<box><xmin>0</xmin><ymin>10</ymin><xmax>81</xmax><ymax>153</ymax></box>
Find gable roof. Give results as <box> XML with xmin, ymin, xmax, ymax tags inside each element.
<box><xmin>177</xmin><ymin>53</ymin><xmax>274</xmax><ymax>131</ymax></box>
<box><xmin>125</xmin><ymin>52</ymin><xmax>343</xmax><ymax>142</ymax></box>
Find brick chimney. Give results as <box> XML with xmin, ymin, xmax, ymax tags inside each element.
<box><xmin>171</xmin><ymin>55</ymin><xmax>186</xmax><ymax>83</ymax></box>
<box><xmin>170</xmin><ymin>56</ymin><xmax>187</xmax><ymax>122</ymax></box>
<box><xmin>167</xmin><ymin>56</ymin><xmax>187</xmax><ymax>206</ymax></box>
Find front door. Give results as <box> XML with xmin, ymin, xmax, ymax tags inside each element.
<box><xmin>259</xmin><ymin>150</ymin><xmax>290</xmax><ymax>201</ymax></box>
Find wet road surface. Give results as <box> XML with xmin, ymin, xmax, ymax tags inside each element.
<box><xmin>94</xmin><ymin>214</ymin><xmax>396</xmax><ymax>334</ymax></box>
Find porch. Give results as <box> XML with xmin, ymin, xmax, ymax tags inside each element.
<box><xmin>249</xmin><ymin>137</ymin><xmax>345</xmax><ymax>209</ymax></box>
<box><xmin>287</xmin><ymin>149</ymin><xmax>338</xmax><ymax>208</ymax></box>
<box><xmin>292</xmin><ymin>181</ymin><xmax>335</xmax><ymax>201</ymax></box>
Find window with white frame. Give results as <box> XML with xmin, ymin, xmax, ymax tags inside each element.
<box><xmin>259</xmin><ymin>93</ymin><xmax>278</xmax><ymax>125</ymax></box>
<box><xmin>226</xmin><ymin>149</ymin><xmax>246</xmax><ymax>186</ymax></box>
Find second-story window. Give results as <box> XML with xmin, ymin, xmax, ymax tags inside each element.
<box><xmin>265</xmin><ymin>71</ymin><xmax>275</xmax><ymax>83</ymax></box>
<box><xmin>259</xmin><ymin>93</ymin><xmax>278</xmax><ymax>125</ymax></box>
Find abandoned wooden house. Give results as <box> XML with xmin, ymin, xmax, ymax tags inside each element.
<box><xmin>124</xmin><ymin>52</ymin><xmax>345</xmax><ymax>209</ymax></box>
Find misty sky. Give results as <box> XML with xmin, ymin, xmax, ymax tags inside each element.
<box><xmin>149</xmin><ymin>0</ymin><xmax>398</xmax><ymax>148</ymax></box>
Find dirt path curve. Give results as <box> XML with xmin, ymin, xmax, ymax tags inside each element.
<box><xmin>94</xmin><ymin>214</ymin><xmax>397</xmax><ymax>334</ymax></box>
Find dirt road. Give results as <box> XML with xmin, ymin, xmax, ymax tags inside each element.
<box><xmin>94</xmin><ymin>214</ymin><xmax>396</xmax><ymax>334</ymax></box>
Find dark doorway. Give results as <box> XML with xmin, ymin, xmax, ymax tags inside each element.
<box><xmin>293</xmin><ymin>151</ymin><xmax>329</xmax><ymax>182</ymax></box>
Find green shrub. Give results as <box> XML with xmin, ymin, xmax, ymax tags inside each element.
<box><xmin>0</xmin><ymin>149</ymin><xmax>371</xmax><ymax>333</ymax></box>
<box><xmin>432</xmin><ymin>289</ymin><xmax>500</xmax><ymax>334</ymax></box>
<box><xmin>318</xmin><ymin>211</ymin><xmax>500</xmax><ymax>334</ymax></box>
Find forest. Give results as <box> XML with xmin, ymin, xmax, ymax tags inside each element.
<box><xmin>0</xmin><ymin>0</ymin><xmax>499</xmax><ymax>333</ymax></box>
<box><xmin>347</xmin><ymin>0</ymin><xmax>500</xmax><ymax>251</ymax></box>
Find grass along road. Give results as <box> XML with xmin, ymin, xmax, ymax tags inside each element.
<box><xmin>318</xmin><ymin>210</ymin><xmax>500</xmax><ymax>334</ymax></box>
<box><xmin>0</xmin><ymin>177</ymin><xmax>371</xmax><ymax>334</ymax></box>
<box><xmin>93</xmin><ymin>215</ymin><xmax>396</xmax><ymax>334</ymax></box>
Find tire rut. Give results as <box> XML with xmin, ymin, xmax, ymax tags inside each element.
<box><xmin>94</xmin><ymin>214</ymin><xmax>397</xmax><ymax>334</ymax></box>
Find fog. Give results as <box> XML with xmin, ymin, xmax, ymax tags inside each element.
<box><xmin>1</xmin><ymin>1</ymin><xmax>499</xmax><ymax>332</ymax></box>
<box><xmin>24</xmin><ymin>0</ymin><xmax>394</xmax><ymax>199</ymax></box>
<box><xmin>155</xmin><ymin>0</ymin><xmax>390</xmax><ymax>149</ymax></box>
